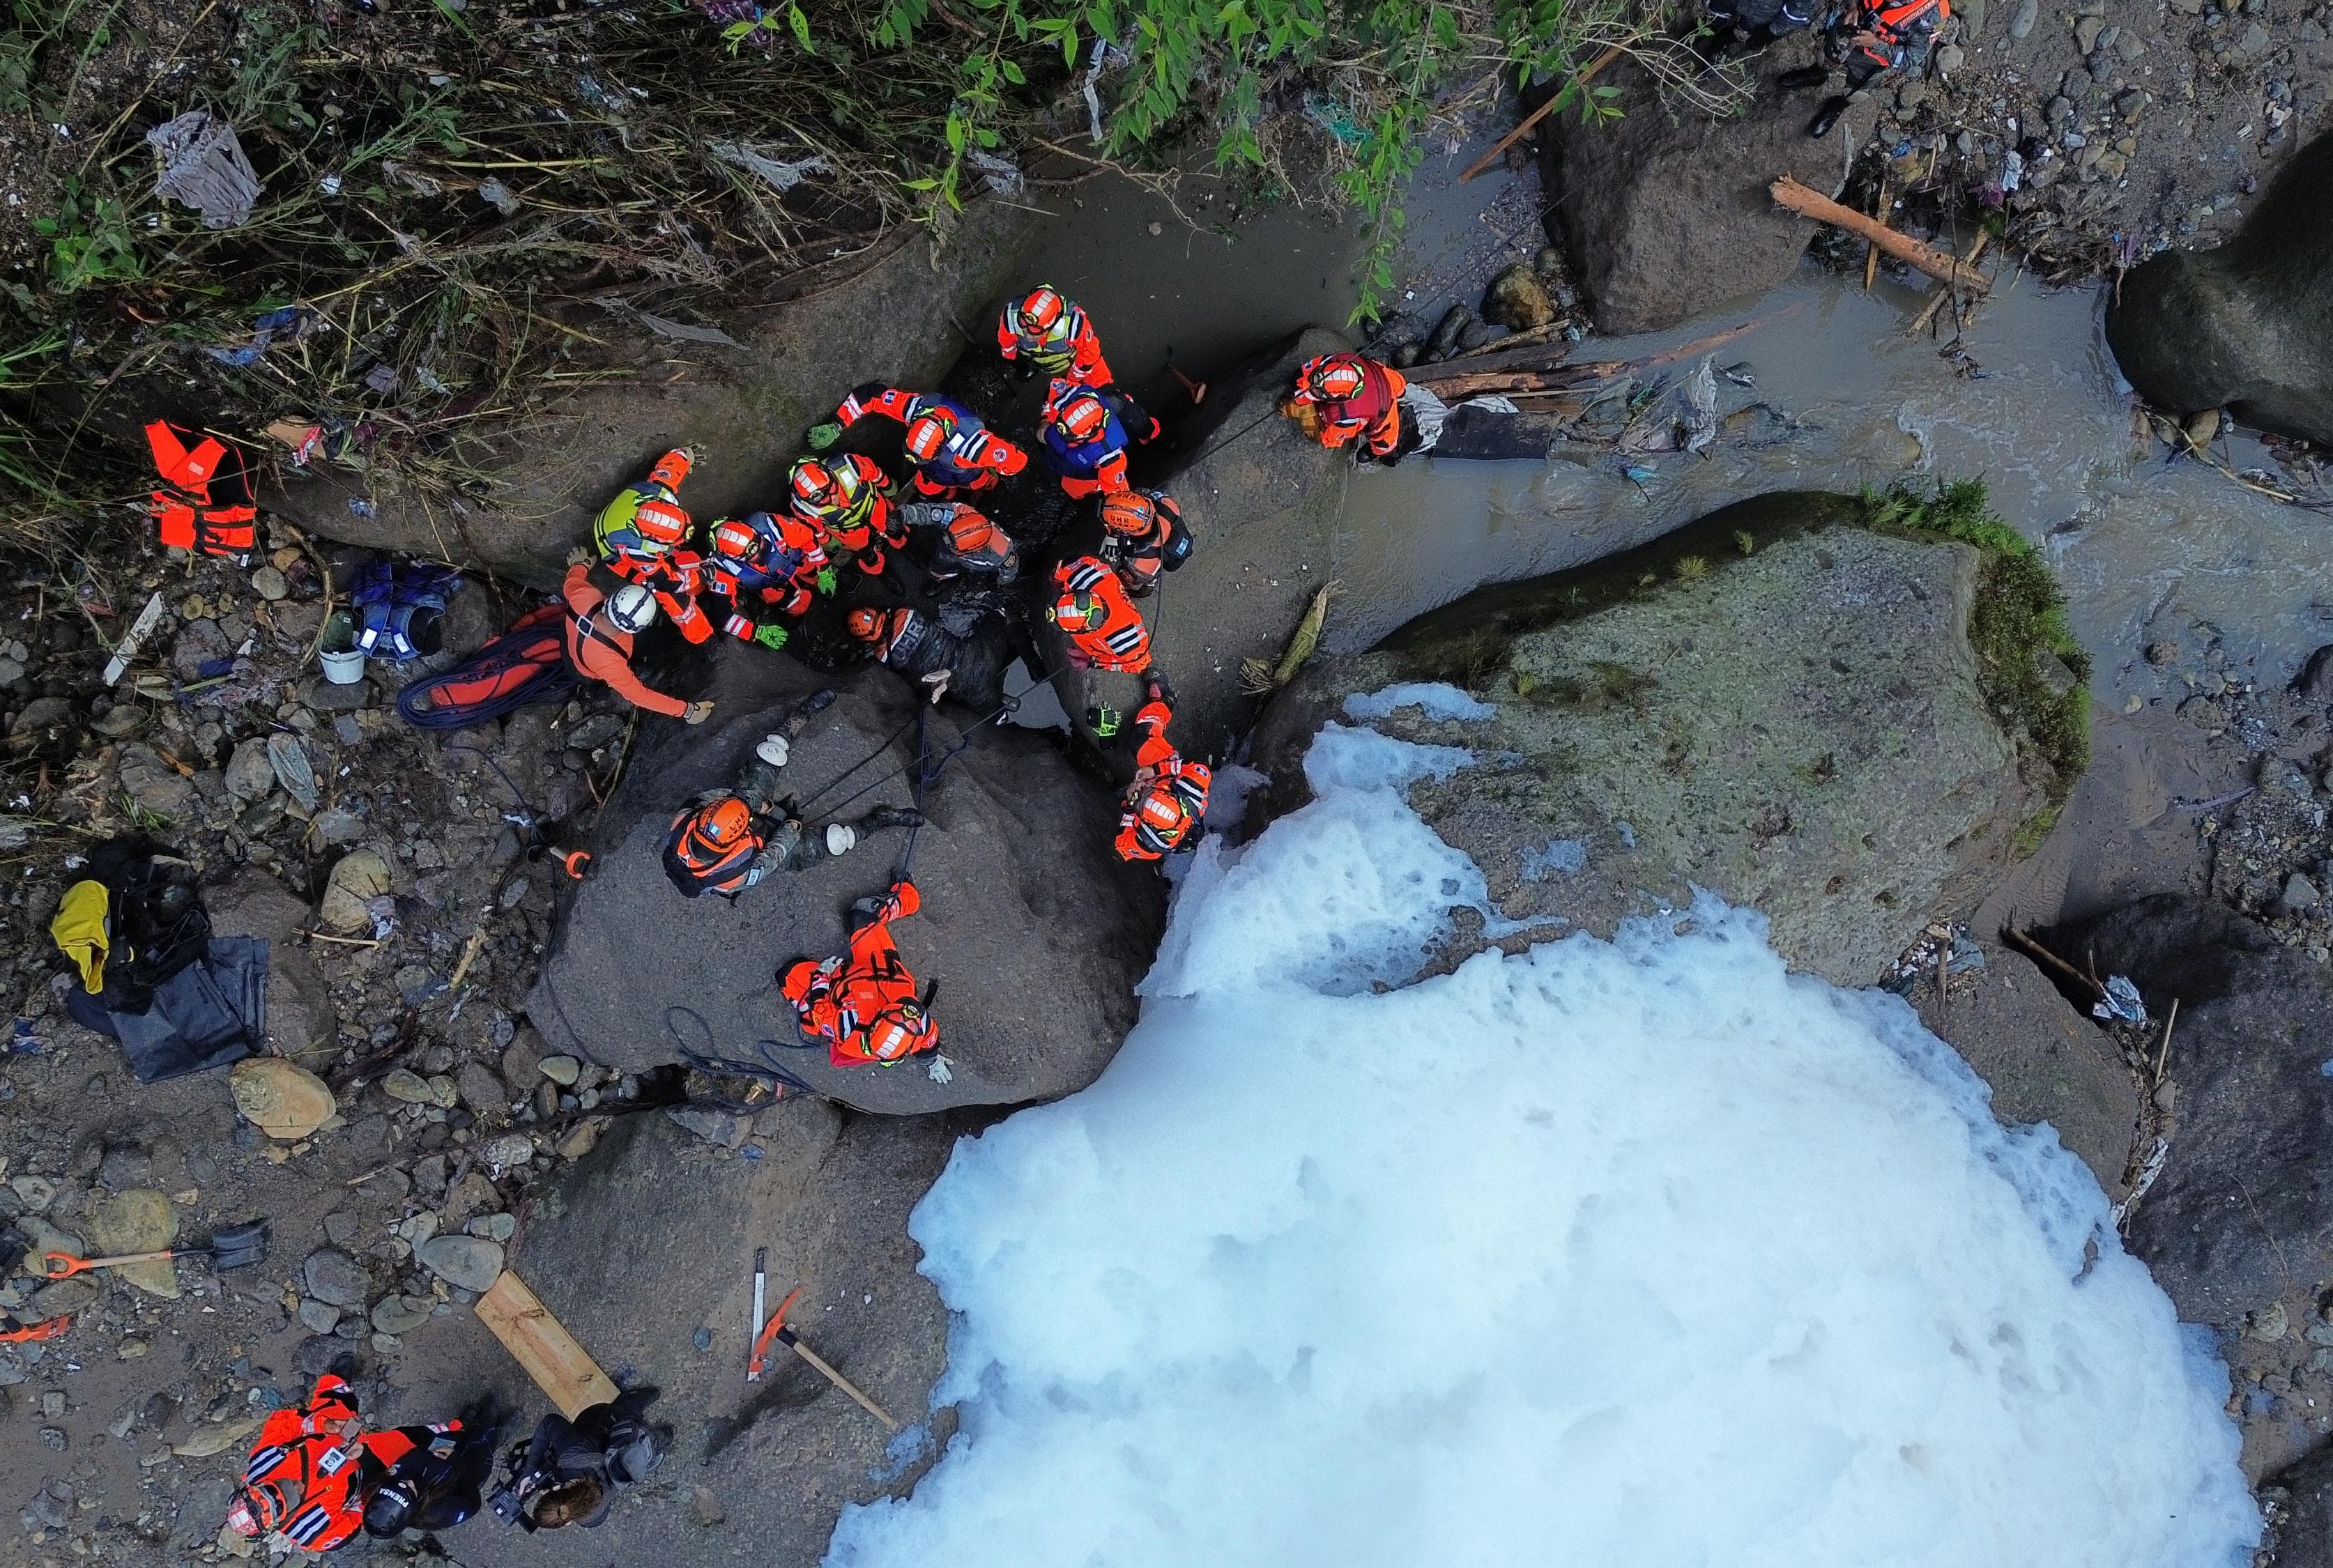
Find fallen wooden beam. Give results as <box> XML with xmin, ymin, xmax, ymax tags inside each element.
<box><xmin>1459</xmin><ymin>45</ymin><xmax>1626</xmax><ymax>183</ymax></box>
<box><xmin>1769</xmin><ymin>176</ymin><xmax>1991</xmax><ymax>294</ymax></box>
<box><xmin>475</xmin><ymin>1270</ymin><xmax>620</xmax><ymax>1419</ymax></box>
<box><xmin>1907</xmin><ymin>231</ymin><xmax>1992</xmax><ymax>337</ymax></box>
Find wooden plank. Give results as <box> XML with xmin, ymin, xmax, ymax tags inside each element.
<box><xmin>474</xmin><ymin>1270</ymin><xmax>619</xmax><ymax>1419</ymax></box>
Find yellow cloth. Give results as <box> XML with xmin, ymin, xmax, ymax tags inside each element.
<box><xmin>50</xmin><ymin>880</ymin><xmax>113</xmax><ymax>993</ymax></box>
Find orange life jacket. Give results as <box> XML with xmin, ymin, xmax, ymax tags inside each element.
<box><xmin>144</xmin><ymin>420</ymin><xmax>257</xmax><ymax>560</ymax></box>
<box><xmin>780</xmin><ymin>885</ymin><xmax>938</xmax><ymax>1066</ymax></box>
<box><xmin>1051</xmin><ymin>557</ymin><xmax>1150</xmax><ymax>672</ymax></box>
<box><xmin>1292</xmin><ymin>355</ymin><xmax>1407</xmax><ymax>456</ymax></box>
<box><xmin>1116</xmin><ymin>698</ymin><xmax>1210</xmax><ymax>860</ymax></box>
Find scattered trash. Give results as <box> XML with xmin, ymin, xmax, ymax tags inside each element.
<box><xmin>263</xmin><ymin>417</ymin><xmax>325</xmax><ymax>465</ymax></box>
<box><xmin>1302</xmin><ymin>91</ymin><xmax>1366</xmax><ymax>146</ymax></box>
<box><xmin>2091</xmin><ymin>974</ymin><xmax>2148</xmax><ymax>1024</ymax></box>
<box><xmin>266</xmin><ymin>732</ymin><xmax>321</xmax><ymax>813</ymax></box>
<box><xmin>1945</xmin><ymin>936</ymin><xmax>1986</xmax><ymax>975</ymax></box>
<box><xmin>100</xmin><ymin>591</ymin><xmax>167</xmax><ymax>686</ymax></box>
<box><xmin>967</xmin><ymin>149</ymin><xmax>1025</xmax><ymax>198</ymax></box>
<box><xmin>202</xmin><ymin>305</ymin><xmax>309</xmax><ymax>367</ymax></box>
<box><xmin>146</xmin><ymin>111</ymin><xmax>262</xmax><ymax>229</ymax></box>
<box><xmin>1681</xmin><ymin>355</ymin><xmax>1719</xmax><ymax>456</ymax></box>
<box><xmin>708</xmin><ymin>140</ymin><xmax>832</xmax><ymax>193</ymax></box>
<box><xmin>348</xmin><ymin>496</ymin><xmax>376</xmax><ymax>517</ymax></box>
<box><xmin>476</xmin><ymin>176</ymin><xmax>521</xmax><ymax>215</ymax></box>
<box><xmin>1720</xmin><ymin>361</ymin><xmax>1757</xmax><ymax>387</ymax></box>
<box><xmin>362</xmin><ymin>362</ymin><xmax>399</xmax><ymax>394</ymax></box>
<box><xmin>595</xmin><ymin>296</ymin><xmax>746</xmax><ymax>349</ymax></box>
<box><xmin>10</xmin><ymin>1017</ymin><xmax>42</xmax><ymax>1054</ymax></box>
<box><xmin>927</xmin><ymin>1054</ymin><xmax>954</xmax><ymax>1084</ymax></box>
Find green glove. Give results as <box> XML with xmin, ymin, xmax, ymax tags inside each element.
<box><xmin>752</xmin><ymin>623</ymin><xmax>790</xmax><ymax>650</ymax></box>
<box><xmin>806</xmin><ymin>422</ymin><xmax>842</xmax><ymax>452</ymax></box>
<box><xmin>815</xmin><ymin>567</ymin><xmax>838</xmax><ymax>595</ymax></box>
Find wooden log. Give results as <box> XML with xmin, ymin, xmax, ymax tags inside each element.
<box><xmin>475</xmin><ymin>1270</ymin><xmax>620</xmax><ymax>1419</ymax></box>
<box><xmin>1458</xmin><ymin>45</ymin><xmax>1626</xmax><ymax>183</ymax></box>
<box><xmin>1907</xmin><ymin>231</ymin><xmax>1991</xmax><ymax>337</ymax></box>
<box><xmin>1768</xmin><ymin>176</ymin><xmax>1991</xmax><ymax>293</ymax></box>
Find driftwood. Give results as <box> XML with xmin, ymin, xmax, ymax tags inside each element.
<box><xmin>1409</xmin><ymin>304</ymin><xmax>1802</xmax><ymax>399</ymax></box>
<box><xmin>1769</xmin><ymin>176</ymin><xmax>1991</xmax><ymax>294</ymax></box>
<box><xmin>1908</xmin><ymin>231</ymin><xmax>1992</xmax><ymax>337</ymax></box>
<box><xmin>1458</xmin><ymin>45</ymin><xmax>1626</xmax><ymax>183</ymax></box>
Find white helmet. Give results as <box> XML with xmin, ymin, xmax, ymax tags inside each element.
<box><xmin>605</xmin><ymin>583</ymin><xmax>658</xmax><ymax>633</ymax></box>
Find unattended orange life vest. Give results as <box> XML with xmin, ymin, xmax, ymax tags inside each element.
<box><xmin>145</xmin><ymin>420</ymin><xmax>257</xmax><ymax>560</ymax></box>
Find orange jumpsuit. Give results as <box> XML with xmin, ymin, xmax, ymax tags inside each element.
<box><xmin>1116</xmin><ymin>700</ymin><xmax>1211</xmax><ymax>861</ymax></box>
<box><xmin>780</xmin><ymin>882</ymin><xmax>940</xmax><ymax>1066</ymax></box>
<box><xmin>1050</xmin><ymin>556</ymin><xmax>1151</xmax><ymax>672</ymax></box>
<box><xmin>238</xmin><ymin>1375</ymin><xmax>368</xmax><ymax>1552</ymax></box>
<box><xmin>560</xmin><ymin>562</ymin><xmax>689</xmax><ymax>719</ymax></box>
<box><xmin>1291</xmin><ymin>353</ymin><xmax>1408</xmax><ymax>458</ymax></box>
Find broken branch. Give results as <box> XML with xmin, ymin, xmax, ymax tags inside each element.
<box><xmin>1769</xmin><ymin>177</ymin><xmax>1991</xmax><ymax>294</ymax></box>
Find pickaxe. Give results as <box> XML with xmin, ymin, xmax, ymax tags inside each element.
<box><xmin>747</xmin><ymin>1286</ymin><xmax>900</xmax><ymax>1432</ymax></box>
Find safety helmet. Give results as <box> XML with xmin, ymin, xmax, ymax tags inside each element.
<box><xmin>708</xmin><ymin>514</ymin><xmax>765</xmax><ymax>561</ymax></box>
<box><xmin>1053</xmin><ymin>392</ymin><xmax>1110</xmax><ymax>443</ymax></box>
<box><xmin>1053</xmin><ymin>589</ymin><xmax>1100</xmax><ymax>631</ymax></box>
<box><xmin>633</xmin><ymin>495</ymin><xmax>690</xmax><ymax>546</ymax></box>
<box><xmin>903</xmin><ymin>406</ymin><xmax>958</xmax><ymax>465</ymax></box>
<box><xmin>688</xmin><ymin>797</ymin><xmax>754</xmax><ymax>850</ymax></box>
<box><xmin>1015</xmin><ymin>286</ymin><xmax>1067</xmax><ymax>336</ymax></box>
<box><xmin>1099</xmin><ymin>491</ymin><xmax>1158</xmax><ymax>537</ymax></box>
<box><xmin>789</xmin><ymin>458</ymin><xmax>862</xmax><ymax>520</ymax></box>
<box><xmin>844</xmin><ymin>607</ymin><xmax>887</xmax><ymax>644</ymax></box>
<box><xmin>227</xmin><ymin>1481</ymin><xmax>297</xmax><ymax>1538</ymax></box>
<box><xmin>362</xmin><ymin>1479</ymin><xmax>421</xmax><ymax>1539</ymax></box>
<box><xmin>1306</xmin><ymin>355</ymin><xmax>1369</xmax><ymax>401</ymax></box>
<box><xmin>605</xmin><ymin>583</ymin><xmax>658</xmax><ymax>634</ymax></box>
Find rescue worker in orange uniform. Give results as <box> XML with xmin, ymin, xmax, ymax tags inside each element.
<box><xmin>846</xmin><ymin>597</ymin><xmax>1011</xmax><ymax>711</ymax></box>
<box><xmin>661</xmin><ymin>695</ymin><xmax>919</xmax><ymax>898</ymax></box>
<box><xmin>1094</xmin><ymin>488</ymin><xmax>1193</xmax><ymax>598</ymax></box>
<box><xmin>1115</xmin><ymin>673</ymin><xmax>1211</xmax><ymax>863</ymax></box>
<box><xmin>780</xmin><ymin>879</ymin><xmax>941</xmax><ymax>1067</ymax></box>
<box><xmin>228</xmin><ymin>1370</ymin><xmax>370</xmax><ymax>1552</ymax></box>
<box><xmin>788</xmin><ymin>454</ymin><xmax>908</xmax><ymax>579</ymax></box>
<box><xmin>560</xmin><ymin>557</ymin><xmax>713</xmax><ymax>724</ymax></box>
<box><xmin>144</xmin><ymin>420</ymin><xmax>257</xmax><ymax>562</ymax></box>
<box><xmin>1285</xmin><ymin>353</ymin><xmax>1412</xmax><ymax>462</ymax></box>
<box><xmin>1049</xmin><ymin>555</ymin><xmax>1152</xmax><ymax>672</ymax></box>
<box><xmin>898</xmin><ymin>500</ymin><xmax>1020</xmax><ymax>585</ymax></box>
<box><xmin>591</xmin><ymin>447</ymin><xmax>713</xmax><ymax>644</ymax></box>
<box><xmin>811</xmin><ymin>384</ymin><xmax>1029</xmax><ymax>498</ymax></box>
<box><xmin>701</xmin><ymin>511</ymin><xmax>829</xmax><ymax>647</ymax></box>
<box><xmin>996</xmin><ymin>284</ymin><xmax>1114</xmax><ymax>387</ymax></box>
<box><xmin>1039</xmin><ymin>379</ymin><xmax>1160</xmax><ymax>500</ymax></box>
<box><xmin>1778</xmin><ymin>0</ymin><xmax>1949</xmax><ymax>136</ymax></box>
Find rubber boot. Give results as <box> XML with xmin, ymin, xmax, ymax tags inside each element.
<box><xmin>1806</xmin><ymin>94</ymin><xmax>1851</xmax><ymax>137</ymax></box>
<box><xmin>1776</xmin><ymin>65</ymin><xmax>1830</xmax><ymax>89</ymax></box>
<box><xmin>857</xmin><ymin>806</ymin><xmax>924</xmax><ymax>836</ymax></box>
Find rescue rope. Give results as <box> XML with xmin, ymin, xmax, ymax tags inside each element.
<box><xmin>663</xmin><ymin>1004</ymin><xmax>816</xmax><ymax>1099</ymax></box>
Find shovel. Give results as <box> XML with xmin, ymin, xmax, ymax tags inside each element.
<box><xmin>40</xmin><ymin>1220</ymin><xmax>270</xmax><ymax>1279</ymax></box>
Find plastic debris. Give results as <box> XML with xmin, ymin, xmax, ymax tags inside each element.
<box><xmin>1682</xmin><ymin>355</ymin><xmax>1719</xmax><ymax>456</ymax></box>
<box><xmin>203</xmin><ymin>305</ymin><xmax>309</xmax><ymax>368</ymax></box>
<box><xmin>101</xmin><ymin>591</ymin><xmax>167</xmax><ymax>687</ymax></box>
<box><xmin>266</xmin><ymin>732</ymin><xmax>320</xmax><ymax>813</ymax></box>
<box><xmin>147</xmin><ymin>111</ymin><xmax>262</xmax><ymax>228</ymax></box>
<box><xmin>2091</xmin><ymin>974</ymin><xmax>2148</xmax><ymax>1024</ymax></box>
<box><xmin>708</xmin><ymin>141</ymin><xmax>832</xmax><ymax>193</ymax></box>
<box><xmin>967</xmin><ymin>150</ymin><xmax>1025</xmax><ymax>198</ymax></box>
<box><xmin>475</xmin><ymin>177</ymin><xmax>520</xmax><ymax>215</ymax></box>
<box><xmin>928</xmin><ymin>1054</ymin><xmax>954</xmax><ymax>1085</ymax></box>
<box><xmin>595</xmin><ymin>297</ymin><xmax>744</xmax><ymax>349</ymax></box>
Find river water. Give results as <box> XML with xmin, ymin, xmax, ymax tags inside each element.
<box><xmin>1013</xmin><ymin>157</ymin><xmax>2327</xmax><ymax>702</ymax></box>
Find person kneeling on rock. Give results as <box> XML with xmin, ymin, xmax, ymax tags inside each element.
<box><xmin>1283</xmin><ymin>352</ymin><xmax>1416</xmax><ymax>464</ymax></box>
<box><xmin>662</xmin><ymin>692</ymin><xmax>920</xmax><ymax>899</ymax></box>
<box><xmin>1777</xmin><ymin>0</ymin><xmax>1947</xmax><ymax>138</ymax></box>
<box><xmin>780</xmin><ymin>879</ymin><xmax>940</xmax><ymax>1067</ymax></box>
<box><xmin>487</xmin><ymin>1388</ymin><xmax>671</xmax><ymax>1532</ymax></box>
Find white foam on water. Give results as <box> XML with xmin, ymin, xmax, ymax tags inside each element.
<box><xmin>826</xmin><ymin>727</ymin><xmax>2258</xmax><ymax>1568</ymax></box>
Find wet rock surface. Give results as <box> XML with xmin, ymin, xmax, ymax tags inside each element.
<box><xmin>2106</xmin><ymin>129</ymin><xmax>2333</xmax><ymax>445</ymax></box>
<box><xmin>1251</xmin><ymin>496</ymin><xmax>2052</xmax><ymax>986</ymax></box>
<box><xmin>532</xmin><ymin>658</ymin><xmax>1163</xmax><ymax>1112</ymax></box>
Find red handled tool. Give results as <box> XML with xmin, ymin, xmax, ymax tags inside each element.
<box><xmin>747</xmin><ymin>1285</ymin><xmax>899</xmax><ymax>1432</ymax></box>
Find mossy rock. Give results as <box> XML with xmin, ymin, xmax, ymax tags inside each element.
<box><xmin>1249</xmin><ymin>485</ymin><xmax>2087</xmax><ymax>986</ymax></box>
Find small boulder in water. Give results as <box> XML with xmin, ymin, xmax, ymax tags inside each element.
<box><xmin>1482</xmin><ymin>262</ymin><xmax>1555</xmax><ymax>331</ymax></box>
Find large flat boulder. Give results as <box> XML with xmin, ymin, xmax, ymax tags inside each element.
<box><xmin>270</xmin><ymin>202</ymin><xmax>1030</xmax><ymax>585</ymax></box>
<box><xmin>528</xmin><ymin>655</ymin><xmax>1162</xmax><ymax>1113</ymax></box>
<box><xmin>2104</xmin><ymin>128</ymin><xmax>2333</xmax><ymax>447</ymax></box>
<box><xmin>1541</xmin><ymin>47</ymin><xmax>1874</xmax><ymax>335</ymax></box>
<box><xmin>1249</xmin><ymin>492</ymin><xmax>2077</xmax><ymax>987</ymax></box>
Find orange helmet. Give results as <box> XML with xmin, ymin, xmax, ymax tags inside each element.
<box><xmin>1053</xmin><ymin>391</ymin><xmax>1110</xmax><ymax>443</ymax></box>
<box><xmin>633</xmin><ymin>495</ymin><xmax>690</xmax><ymax>546</ymax></box>
<box><xmin>1015</xmin><ymin>286</ymin><xmax>1068</xmax><ymax>336</ymax></box>
<box><xmin>1052</xmin><ymin>589</ymin><xmax>1101</xmax><ymax>631</ymax></box>
<box><xmin>1305</xmin><ymin>355</ymin><xmax>1370</xmax><ymax>401</ymax></box>
<box><xmin>845</xmin><ymin>607</ymin><xmax>887</xmax><ymax>643</ymax></box>
<box><xmin>903</xmin><ymin>406</ymin><xmax>958</xmax><ymax>465</ymax></box>
<box><xmin>789</xmin><ymin>458</ymin><xmax>860</xmax><ymax>520</ymax></box>
<box><xmin>227</xmin><ymin>1480</ymin><xmax>298</xmax><ymax>1539</ymax></box>
<box><xmin>1100</xmin><ymin>491</ymin><xmax>1158</xmax><ymax>537</ymax></box>
<box><xmin>708</xmin><ymin>515</ymin><xmax>760</xmax><ymax>560</ymax></box>
<box><xmin>686</xmin><ymin>797</ymin><xmax>754</xmax><ymax>850</ymax></box>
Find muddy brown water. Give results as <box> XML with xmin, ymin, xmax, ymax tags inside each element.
<box><xmin>1018</xmin><ymin>163</ymin><xmax>2327</xmax><ymax>711</ymax></box>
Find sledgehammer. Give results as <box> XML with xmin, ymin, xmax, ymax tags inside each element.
<box><xmin>747</xmin><ymin>1286</ymin><xmax>900</xmax><ymax>1431</ymax></box>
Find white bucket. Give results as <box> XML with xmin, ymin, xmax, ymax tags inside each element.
<box><xmin>319</xmin><ymin>646</ymin><xmax>367</xmax><ymax>685</ymax></box>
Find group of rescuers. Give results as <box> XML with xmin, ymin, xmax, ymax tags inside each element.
<box><xmin>557</xmin><ymin>285</ymin><xmax>1406</xmax><ymax>1076</ymax></box>
<box><xmin>1704</xmin><ymin>0</ymin><xmax>1950</xmax><ymax>138</ymax></box>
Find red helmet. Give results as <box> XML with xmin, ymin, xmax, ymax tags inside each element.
<box><xmin>227</xmin><ymin>1480</ymin><xmax>298</xmax><ymax>1539</ymax></box>
<box><xmin>1053</xmin><ymin>392</ymin><xmax>1109</xmax><ymax>443</ymax></box>
<box><xmin>903</xmin><ymin>406</ymin><xmax>958</xmax><ymax>465</ymax></box>
<box><xmin>633</xmin><ymin>495</ymin><xmax>690</xmax><ymax>546</ymax></box>
<box><xmin>790</xmin><ymin>458</ymin><xmax>862</xmax><ymax>521</ymax></box>
<box><xmin>1099</xmin><ymin>491</ymin><xmax>1157</xmax><ymax>537</ymax></box>
<box><xmin>707</xmin><ymin>515</ymin><xmax>763</xmax><ymax>561</ymax></box>
<box><xmin>1305</xmin><ymin>355</ymin><xmax>1370</xmax><ymax>401</ymax></box>
<box><xmin>845</xmin><ymin>607</ymin><xmax>887</xmax><ymax>643</ymax></box>
<box><xmin>1015</xmin><ymin>286</ymin><xmax>1067</xmax><ymax>336</ymax></box>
